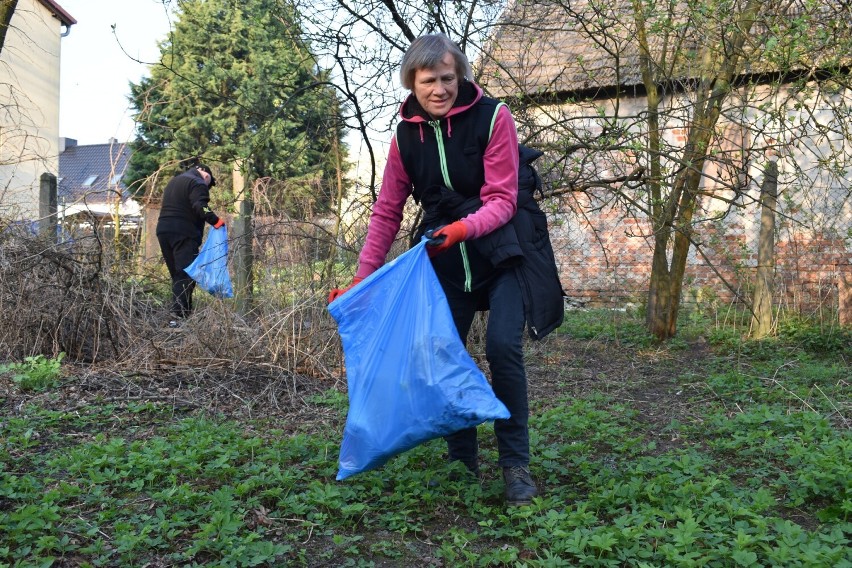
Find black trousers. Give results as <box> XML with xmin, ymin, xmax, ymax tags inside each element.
<box><xmin>157</xmin><ymin>233</ymin><xmax>201</xmax><ymax>318</ymax></box>
<box><xmin>440</xmin><ymin>268</ymin><xmax>529</xmax><ymax>468</ymax></box>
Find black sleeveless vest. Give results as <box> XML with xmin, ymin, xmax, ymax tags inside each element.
<box><xmin>396</xmin><ymin>92</ymin><xmax>501</xmax><ymax>203</ymax></box>
<box><xmin>395</xmin><ymin>86</ymin><xmax>504</xmax><ymax>292</ymax></box>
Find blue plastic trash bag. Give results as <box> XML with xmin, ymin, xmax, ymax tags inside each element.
<box><xmin>185</xmin><ymin>226</ymin><xmax>234</xmax><ymax>299</ymax></box>
<box><xmin>327</xmin><ymin>240</ymin><xmax>510</xmax><ymax>481</ymax></box>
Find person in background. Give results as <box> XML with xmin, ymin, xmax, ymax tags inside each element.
<box><xmin>329</xmin><ymin>33</ymin><xmax>563</xmax><ymax>506</ymax></box>
<box><xmin>156</xmin><ymin>162</ymin><xmax>224</xmax><ymax>327</ymax></box>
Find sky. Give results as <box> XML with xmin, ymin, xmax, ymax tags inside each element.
<box><xmin>58</xmin><ymin>0</ymin><xmax>173</xmax><ymax>145</ymax></box>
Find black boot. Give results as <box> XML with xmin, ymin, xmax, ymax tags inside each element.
<box><xmin>503</xmin><ymin>465</ymin><xmax>538</xmax><ymax>506</ymax></box>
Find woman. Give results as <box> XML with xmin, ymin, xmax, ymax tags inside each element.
<box><xmin>330</xmin><ymin>33</ymin><xmax>560</xmax><ymax>506</ymax></box>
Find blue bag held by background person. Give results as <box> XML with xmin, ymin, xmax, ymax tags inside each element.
<box><xmin>327</xmin><ymin>240</ymin><xmax>510</xmax><ymax>481</ymax></box>
<box><xmin>185</xmin><ymin>226</ymin><xmax>234</xmax><ymax>299</ymax></box>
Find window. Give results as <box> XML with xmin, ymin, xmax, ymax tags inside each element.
<box><xmin>82</xmin><ymin>175</ymin><xmax>98</xmax><ymax>186</ymax></box>
<box><xmin>110</xmin><ymin>174</ymin><xmax>123</xmax><ymax>185</ymax></box>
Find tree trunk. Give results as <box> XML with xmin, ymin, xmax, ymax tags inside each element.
<box><xmin>646</xmin><ymin>149</ymin><xmax>708</xmax><ymax>340</ymax></box>
<box><xmin>751</xmin><ymin>161</ymin><xmax>778</xmax><ymax>337</ymax></box>
<box><xmin>666</xmin><ymin>165</ymin><xmax>706</xmax><ymax>337</ymax></box>
<box><xmin>0</xmin><ymin>0</ymin><xmax>18</xmax><ymax>57</ymax></box>
<box><xmin>325</xmin><ymin>129</ymin><xmax>345</xmax><ymax>283</ymax></box>
<box><xmin>641</xmin><ymin>0</ymin><xmax>761</xmax><ymax>341</ymax></box>
<box><xmin>633</xmin><ymin>0</ymin><xmax>670</xmax><ymax>338</ymax></box>
<box><xmin>646</xmin><ymin>242</ymin><xmax>673</xmax><ymax>338</ymax></box>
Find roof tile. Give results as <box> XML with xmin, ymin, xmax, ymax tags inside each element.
<box><xmin>58</xmin><ymin>141</ymin><xmax>131</xmax><ymax>206</ymax></box>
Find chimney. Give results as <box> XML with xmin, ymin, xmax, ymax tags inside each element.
<box><xmin>59</xmin><ymin>137</ymin><xmax>77</xmax><ymax>152</ymax></box>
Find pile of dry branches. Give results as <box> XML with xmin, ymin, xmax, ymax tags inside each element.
<box><xmin>0</xmin><ymin>224</ymin><xmax>349</xmax><ymax>414</ymax></box>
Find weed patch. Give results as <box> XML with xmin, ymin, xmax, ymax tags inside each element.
<box><xmin>1</xmin><ymin>312</ymin><xmax>849</xmax><ymax>566</ymax></box>
<box><xmin>0</xmin><ymin>353</ymin><xmax>65</xmax><ymax>392</ymax></box>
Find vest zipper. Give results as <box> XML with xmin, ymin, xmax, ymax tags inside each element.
<box><xmin>430</xmin><ymin>119</ymin><xmax>472</xmax><ymax>292</ymax></box>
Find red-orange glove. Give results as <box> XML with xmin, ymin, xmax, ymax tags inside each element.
<box><xmin>426</xmin><ymin>221</ymin><xmax>468</xmax><ymax>257</ymax></box>
<box><xmin>328</xmin><ymin>277</ymin><xmax>364</xmax><ymax>304</ymax></box>
<box><xmin>213</xmin><ymin>219</ymin><xmax>225</xmax><ymax>229</ymax></box>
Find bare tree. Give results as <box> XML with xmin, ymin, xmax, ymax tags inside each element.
<box><xmin>294</xmin><ymin>0</ymin><xmax>507</xmax><ymax>202</ymax></box>
<box><xmin>479</xmin><ymin>0</ymin><xmax>852</xmax><ymax>339</ymax></box>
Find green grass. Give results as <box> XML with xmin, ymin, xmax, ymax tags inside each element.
<box><xmin>0</xmin><ymin>353</ymin><xmax>65</xmax><ymax>392</ymax></box>
<box><xmin>1</xmin><ymin>312</ymin><xmax>850</xmax><ymax>567</ymax></box>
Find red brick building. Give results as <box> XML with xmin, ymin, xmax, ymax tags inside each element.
<box><xmin>479</xmin><ymin>0</ymin><xmax>852</xmax><ymax>318</ymax></box>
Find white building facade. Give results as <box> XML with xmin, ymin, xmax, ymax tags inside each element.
<box><xmin>0</xmin><ymin>0</ymin><xmax>75</xmax><ymax>221</ymax></box>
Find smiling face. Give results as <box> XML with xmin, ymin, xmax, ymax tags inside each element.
<box><xmin>412</xmin><ymin>52</ymin><xmax>459</xmax><ymax>119</ymax></box>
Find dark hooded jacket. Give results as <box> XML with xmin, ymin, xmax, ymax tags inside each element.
<box><xmin>156</xmin><ymin>169</ymin><xmax>221</xmax><ymax>240</ymax></box>
<box><xmin>417</xmin><ymin>146</ymin><xmax>565</xmax><ymax>340</ymax></box>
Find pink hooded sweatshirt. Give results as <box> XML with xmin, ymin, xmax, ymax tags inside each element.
<box><xmin>356</xmin><ymin>82</ymin><xmax>520</xmax><ymax>280</ymax></box>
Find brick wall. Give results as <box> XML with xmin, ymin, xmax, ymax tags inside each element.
<box><xmin>549</xmin><ymin>192</ymin><xmax>852</xmax><ymax>313</ymax></box>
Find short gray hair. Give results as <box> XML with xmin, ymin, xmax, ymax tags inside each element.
<box><xmin>399</xmin><ymin>33</ymin><xmax>472</xmax><ymax>90</ymax></box>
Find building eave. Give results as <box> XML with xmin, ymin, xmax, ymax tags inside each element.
<box><xmin>38</xmin><ymin>0</ymin><xmax>76</xmax><ymax>27</ymax></box>
<box><xmin>497</xmin><ymin>65</ymin><xmax>852</xmax><ymax>107</ymax></box>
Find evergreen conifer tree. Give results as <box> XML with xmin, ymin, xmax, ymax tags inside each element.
<box><xmin>126</xmin><ymin>0</ymin><xmax>344</xmax><ymax>216</ymax></box>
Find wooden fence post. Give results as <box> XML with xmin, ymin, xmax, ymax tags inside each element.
<box><xmin>751</xmin><ymin>161</ymin><xmax>777</xmax><ymax>338</ymax></box>
<box><xmin>839</xmin><ymin>263</ymin><xmax>852</xmax><ymax>327</ymax></box>
<box><xmin>232</xmin><ymin>160</ymin><xmax>254</xmax><ymax>315</ymax></box>
<box><xmin>142</xmin><ymin>201</ymin><xmax>161</xmax><ymax>263</ymax></box>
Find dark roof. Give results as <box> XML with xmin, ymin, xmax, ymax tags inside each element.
<box><xmin>58</xmin><ymin>140</ymin><xmax>131</xmax><ymax>206</ymax></box>
<box><xmin>38</xmin><ymin>0</ymin><xmax>76</xmax><ymax>27</ymax></box>
<box><xmin>478</xmin><ymin>0</ymin><xmax>849</xmax><ymax>100</ymax></box>
<box><xmin>478</xmin><ymin>0</ymin><xmax>643</xmax><ymax>99</ymax></box>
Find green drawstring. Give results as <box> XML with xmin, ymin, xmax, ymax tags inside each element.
<box><xmin>430</xmin><ymin>120</ymin><xmax>472</xmax><ymax>292</ymax></box>
<box><xmin>460</xmin><ymin>243</ymin><xmax>472</xmax><ymax>292</ymax></box>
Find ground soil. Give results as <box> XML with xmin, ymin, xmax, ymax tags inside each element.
<box><xmin>526</xmin><ymin>333</ymin><xmax>713</xmax><ymax>447</ymax></box>
<box><xmin>1</xmin><ymin>332</ymin><xmax>724</xmax><ymax>566</ymax></box>
<box><xmin>3</xmin><ymin>332</ymin><xmax>710</xmax><ymax>439</ymax></box>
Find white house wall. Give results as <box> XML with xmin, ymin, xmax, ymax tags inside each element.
<box><xmin>0</xmin><ymin>0</ymin><xmax>63</xmax><ymax>221</ymax></box>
